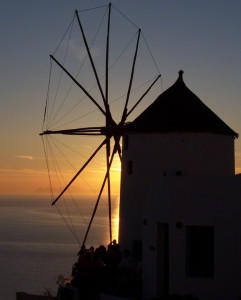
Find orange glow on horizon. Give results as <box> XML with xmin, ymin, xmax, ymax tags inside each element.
<box><xmin>0</xmin><ymin>151</ymin><xmax>122</xmax><ymax>196</ymax></box>
<box><xmin>1</xmin><ymin>152</ymin><xmax>241</xmax><ymax>195</ymax></box>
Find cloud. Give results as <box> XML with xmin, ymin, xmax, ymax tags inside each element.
<box><xmin>0</xmin><ymin>168</ymin><xmax>46</xmax><ymax>176</ymax></box>
<box><xmin>69</xmin><ymin>38</ymin><xmax>102</xmax><ymax>62</ymax></box>
<box><xmin>86</xmin><ymin>145</ymin><xmax>93</xmax><ymax>149</ymax></box>
<box><xmin>15</xmin><ymin>155</ymin><xmax>33</xmax><ymax>161</ymax></box>
<box><xmin>34</xmin><ymin>187</ymin><xmax>52</xmax><ymax>194</ymax></box>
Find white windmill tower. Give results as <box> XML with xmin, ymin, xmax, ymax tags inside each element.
<box><xmin>119</xmin><ymin>70</ymin><xmax>241</xmax><ymax>300</ymax></box>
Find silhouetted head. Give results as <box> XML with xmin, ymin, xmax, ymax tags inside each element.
<box><xmin>84</xmin><ymin>251</ymin><xmax>92</xmax><ymax>261</ymax></box>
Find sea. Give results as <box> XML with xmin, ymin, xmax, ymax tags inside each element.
<box><xmin>0</xmin><ymin>194</ymin><xmax>119</xmax><ymax>300</ymax></box>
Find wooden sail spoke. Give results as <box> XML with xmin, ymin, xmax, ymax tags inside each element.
<box><xmin>40</xmin><ymin>126</ymin><xmax>105</xmax><ymax>136</ymax></box>
<box><xmin>51</xmin><ymin>138</ymin><xmax>107</xmax><ymax>206</ymax></box>
<box><xmin>126</xmin><ymin>74</ymin><xmax>161</xmax><ymax>118</ymax></box>
<box><xmin>105</xmin><ymin>3</ymin><xmax>111</xmax><ymax>107</ymax></box>
<box><xmin>82</xmin><ymin>146</ymin><xmax>116</xmax><ymax>247</ymax></box>
<box><xmin>105</xmin><ymin>3</ymin><xmax>112</xmax><ymax>156</ymax></box>
<box><xmin>121</xmin><ymin>29</ymin><xmax>141</xmax><ymax>123</ymax></box>
<box><xmin>50</xmin><ymin>55</ymin><xmax>106</xmax><ymax>117</ymax></box>
<box><xmin>117</xmin><ymin>148</ymin><xmax>122</xmax><ymax>162</ymax></box>
<box><xmin>106</xmin><ymin>137</ymin><xmax>112</xmax><ymax>243</ymax></box>
<box><xmin>75</xmin><ymin>10</ymin><xmax>107</xmax><ymax>110</ymax></box>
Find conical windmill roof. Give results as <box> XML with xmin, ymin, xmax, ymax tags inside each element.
<box><xmin>127</xmin><ymin>71</ymin><xmax>238</xmax><ymax>138</ymax></box>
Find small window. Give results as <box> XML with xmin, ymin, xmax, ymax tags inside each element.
<box><xmin>186</xmin><ymin>226</ymin><xmax>214</xmax><ymax>278</ymax></box>
<box><xmin>127</xmin><ymin>160</ymin><xmax>132</xmax><ymax>175</ymax></box>
<box><xmin>163</xmin><ymin>169</ymin><xmax>186</xmax><ymax>176</ymax></box>
<box><xmin>123</xmin><ymin>135</ymin><xmax>129</xmax><ymax>150</ymax></box>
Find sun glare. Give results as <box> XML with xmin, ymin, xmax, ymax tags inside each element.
<box><xmin>112</xmin><ymin>196</ymin><xmax>120</xmax><ymax>242</ymax></box>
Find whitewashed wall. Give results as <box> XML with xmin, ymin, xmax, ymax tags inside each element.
<box><xmin>142</xmin><ymin>175</ymin><xmax>241</xmax><ymax>300</ymax></box>
<box><xmin>119</xmin><ymin>132</ymin><xmax>234</xmax><ymax>249</ymax></box>
<box><xmin>119</xmin><ymin>132</ymin><xmax>240</xmax><ymax>300</ymax></box>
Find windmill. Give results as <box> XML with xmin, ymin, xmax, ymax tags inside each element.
<box><xmin>40</xmin><ymin>3</ymin><xmax>161</xmax><ymax>249</ymax></box>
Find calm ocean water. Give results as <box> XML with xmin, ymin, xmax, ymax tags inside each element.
<box><xmin>0</xmin><ymin>195</ymin><xmax>119</xmax><ymax>300</ymax></box>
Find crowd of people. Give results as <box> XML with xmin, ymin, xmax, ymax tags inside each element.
<box><xmin>68</xmin><ymin>240</ymin><xmax>141</xmax><ymax>299</ymax></box>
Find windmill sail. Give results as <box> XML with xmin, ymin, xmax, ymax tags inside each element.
<box><xmin>40</xmin><ymin>3</ymin><xmax>161</xmax><ymax>248</ymax></box>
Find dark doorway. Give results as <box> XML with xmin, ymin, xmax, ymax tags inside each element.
<box><xmin>186</xmin><ymin>226</ymin><xmax>214</xmax><ymax>278</ymax></box>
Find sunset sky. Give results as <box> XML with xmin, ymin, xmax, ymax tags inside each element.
<box><xmin>1</xmin><ymin>0</ymin><xmax>241</xmax><ymax>196</ymax></box>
